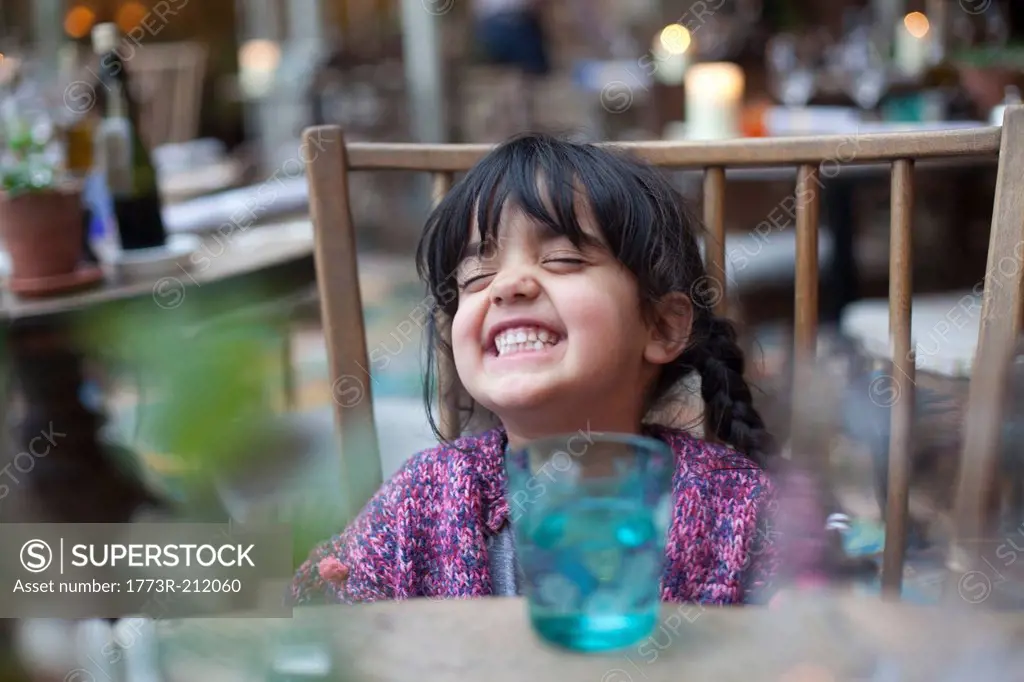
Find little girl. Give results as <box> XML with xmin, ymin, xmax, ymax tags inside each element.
<box><xmin>291</xmin><ymin>134</ymin><xmax>827</xmax><ymax>605</ymax></box>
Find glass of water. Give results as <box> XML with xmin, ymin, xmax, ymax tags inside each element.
<box><xmin>505</xmin><ymin>433</ymin><xmax>675</xmax><ymax>652</ymax></box>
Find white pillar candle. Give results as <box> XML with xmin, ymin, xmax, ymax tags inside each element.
<box><xmin>684</xmin><ymin>62</ymin><xmax>744</xmax><ymax>141</ymax></box>
<box><xmin>894</xmin><ymin>12</ymin><xmax>930</xmax><ymax>78</ymax></box>
<box><xmin>238</xmin><ymin>38</ymin><xmax>281</xmax><ymax>98</ymax></box>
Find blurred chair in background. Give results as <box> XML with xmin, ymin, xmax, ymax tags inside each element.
<box><xmin>123</xmin><ymin>41</ymin><xmax>208</xmax><ymax>149</ymax></box>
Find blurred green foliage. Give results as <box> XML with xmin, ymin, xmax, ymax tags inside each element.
<box><xmin>953</xmin><ymin>44</ymin><xmax>1024</xmax><ymax>68</ymax></box>
<box><xmin>1</xmin><ymin>120</ymin><xmax>58</xmax><ymax>197</ymax></box>
<box><xmin>82</xmin><ymin>292</ymin><xmax>278</xmax><ymax>475</ymax></box>
<box><xmin>78</xmin><ymin>286</ymin><xmax>350</xmax><ymax>568</ymax></box>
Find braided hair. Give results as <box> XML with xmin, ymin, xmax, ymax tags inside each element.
<box><xmin>659</xmin><ymin>313</ymin><xmax>778</xmax><ymax>468</ymax></box>
<box><xmin>417</xmin><ymin>133</ymin><xmax>778</xmax><ymax>467</ymax></box>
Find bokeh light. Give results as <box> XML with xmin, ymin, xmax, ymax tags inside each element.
<box><xmin>116</xmin><ymin>1</ymin><xmax>149</xmax><ymax>33</ymax></box>
<box><xmin>64</xmin><ymin>5</ymin><xmax>97</xmax><ymax>39</ymax></box>
<box><xmin>904</xmin><ymin>12</ymin><xmax>930</xmax><ymax>39</ymax></box>
<box><xmin>658</xmin><ymin>24</ymin><xmax>691</xmax><ymax>55</ymax></box>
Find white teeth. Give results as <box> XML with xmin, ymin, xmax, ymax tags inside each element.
<box><xmin>493</xmin><ymin>325</ymin><xmax>561</xmax><ymax>357</ymax></box>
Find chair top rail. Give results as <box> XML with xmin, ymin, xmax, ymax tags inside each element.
<box><xmin>321</xmin><ymin>126</ymin><xmax>1003</xmax><ymax>172</ymax></box>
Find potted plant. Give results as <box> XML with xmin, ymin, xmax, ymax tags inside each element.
<box><xmin>0</xmin><ymin>114</ymin><xmax>84</xmax><ymax>283</ymax></box>
<box><xmin>953</xmin><ymin>44</ymin><xmax>1024</xmax><ymax>117</ymax></box>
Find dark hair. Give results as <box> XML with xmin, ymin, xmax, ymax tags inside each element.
<box><xmin>415</xmin><ymin>133</ymin><xmax>777</xmax><ymax>467</ymax></box>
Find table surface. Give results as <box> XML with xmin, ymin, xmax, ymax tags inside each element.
<box><xmin>841</xmin><ymin>289</ymin><xmax>982</xmax><ymax>378</ymax></box>
<box><xmin>0</xmin><ymin>220</ymin><xmax>315</xmax><ymax>321</ymax></box>
<box><xmin>156</xmin><ymin>594</ymin><xmax>1024</xmax><ymax>682</ymax></box>
<box><xmin>160</xmin><ymin>158</ymin><xmax>245</xmax><ymax>204</ymax></box>
<box><xmin>163</xmin><ymin>176</ymin><xmax>308</xmax><ymax>236</ymax></box>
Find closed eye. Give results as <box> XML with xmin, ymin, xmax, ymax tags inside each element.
<box><xmin>543</xmin><ymin>257</ymin><xmax>588</xmax><ymax>270</ymax></box>
<box><xmin>458</xmin><ymin>272</ymin><xmax>494</xmax><ymax>291</ymax></box>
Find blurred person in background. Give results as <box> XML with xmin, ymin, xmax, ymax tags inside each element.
<box><xmin>471</xmin><ymin>0</ymin><xmax>552</xmax><ymax>131</ymax></box>
<box><xmin>470</xmin><ymin>0</ymin><xmax>630</xmax><ymax>136</ymax></box>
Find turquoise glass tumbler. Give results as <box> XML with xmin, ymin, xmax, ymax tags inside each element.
<box><xmin>505</xmin><ymin>433</ymin><xmax>675</xmax><ymax>652</ymax></box>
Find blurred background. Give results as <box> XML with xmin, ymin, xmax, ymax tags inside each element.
<box><xmin>0</xmin><ymin>0</ymin><xmax>1023</xmax><ymax>679</ymax></box>
<box><xmin>3</xmin><ymin>0</ymin><xmax>1023</xmax><ymax>251</ymax></box>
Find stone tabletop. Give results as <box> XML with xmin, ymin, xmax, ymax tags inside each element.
<box><xmin>155</xmin><ymin>593</ymin><xmax>1024</xmax><ymax>682</ymax></box>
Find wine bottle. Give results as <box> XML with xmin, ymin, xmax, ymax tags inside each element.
<box><xmin>91</xmin><ymin>22</ymin><xmax>167</xmax><ymax>252</ymax></box>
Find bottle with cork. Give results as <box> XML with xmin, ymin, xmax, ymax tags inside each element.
<box><xmin>91</xmin><ymin>21</ymin><xmax>167</xmax><ymax>252</ymax></box>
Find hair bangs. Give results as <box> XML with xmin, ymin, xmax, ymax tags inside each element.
<box><xmin>417</xmin><ymin>135</ymin><xmax>677</xmax><ymax>317</ymax></box>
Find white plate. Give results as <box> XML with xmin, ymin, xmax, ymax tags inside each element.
<box><xmin>97</xmin><ymin>234</ymin><xmax>202</xmax><ymax>280</ymax></box>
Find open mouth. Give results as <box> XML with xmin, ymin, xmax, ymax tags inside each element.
<box><xmin>489</xmin><ymin>326</ymin><xmax>563</xmax><ymax>358</ymax></box>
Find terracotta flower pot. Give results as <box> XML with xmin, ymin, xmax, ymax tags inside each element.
<box><xmin>0</xmin><ymin>187</ymin><xmax>83</xmax><ymax>281</ymax></box>
<box><xmin>955</xmin><ymin>63</ymin><xmax>1024</xmax><ymax>116</ymax></box>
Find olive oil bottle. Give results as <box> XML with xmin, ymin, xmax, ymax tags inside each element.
<box><xmin>57</xmin><ymin>43</ymin><xmax>101</xmax><ymax>264</ymax></box>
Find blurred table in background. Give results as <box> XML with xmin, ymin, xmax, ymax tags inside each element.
<box><xmin>160</xmin><ymin>157</ymin><xmax>246</xmax><ymax>205</ymax></box>
<box><xmin>665</xmin><ymin>116</ymin><xmax>996</xmax><ymax>325</ymax></box>
<box><xmin>154</xmin><ymin>138</ymin><xmax>249</xmax><ymax>206</ymax></box>
<box><xmin>0</xmin><ymin>220</ymin><xmax>314</xmax><ymax>320</ymax></box>
<box><xmin>156</xmin><ymin>593</ymin><xmax>1024</xmax><ymax>682</ymax></box>
<box><xmin>162</xmin><ymin>176</ymin><xmax>309</xmax><ymax>236</ymax></box>
<box><xmin>0</xmin><ymin>220</ymin><xmax>316</xmax><ymax>527</ymax></box>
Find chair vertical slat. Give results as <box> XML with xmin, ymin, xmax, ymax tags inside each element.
<box><xmin>951</xmin><ymin>106</ymin><xmax>1024</xmax><ymax>584</ymax></box>
<box><xmin>793</xmin><ymin>164</ymin><xmax>821</xmax><ymax>364</ymax></box>
<box><xmin>304</xmin><ymin>126</ymin><xmax>383</xmax><ymax>522</ymax></box>
<box><xmin>881</xmin><ymin>159</ymin><xmax>916</xmax><ymax>598</ymax></box>
<box><xmin>702</xmin><ymin>167</ymin><xmax>727</xmax><ymax>316</ymax></box>
<box><xmin>432</xmin><ymin>171</ymin><xmax>453</xmax><ymax>207</ymax></box>
<box><xmin>431</xmin><ymin>171</ymin><xmax>461</xmax><ymax>441</ymax></box>
<box><xmin>791</xmin><ymin>164</ymin><xmax>821</xmax><ymax>461</ymax></box>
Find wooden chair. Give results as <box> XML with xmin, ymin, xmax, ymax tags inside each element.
<box><xmin>125</xmin><ymin>41</ymin><xmax>208</xmax><ymax>148</ymax></box>
<box><xmin>302</xmin><ymin>107</ymin><xmax>1024</xmax><ymax>599</ymax></box>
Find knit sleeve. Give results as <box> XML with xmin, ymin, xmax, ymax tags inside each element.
<box><xmin>290</xmin><ymin>463</ymin><xmax>417</xmax><ymax>605</ymax></box>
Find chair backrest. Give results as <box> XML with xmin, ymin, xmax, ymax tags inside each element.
<box><xmin>125</xmin><ymin>41</ymin><xmax>208</xmax><ymax>148</ymax></box>
<box><xmin>303</xmin><ymin>108</ymin><xmax>1024</xmax><ymax>598</ymax></box>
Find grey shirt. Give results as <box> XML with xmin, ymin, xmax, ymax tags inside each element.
<box><xmin>487</xmin><ymin>521</ymin><xmax>522</xmax><ymax>597</ymax></box>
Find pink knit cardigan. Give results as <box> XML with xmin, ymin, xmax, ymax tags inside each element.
<box><xmin>291</xmin><ymin>425</ymin><xmax>824</xmax><ymax>605</ymax></box>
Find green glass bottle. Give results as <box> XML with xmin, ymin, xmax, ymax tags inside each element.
<box><xmin>92</xmin><ymin>22</ymin><xmax>167</xmax><ymax>251</ymax></box>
